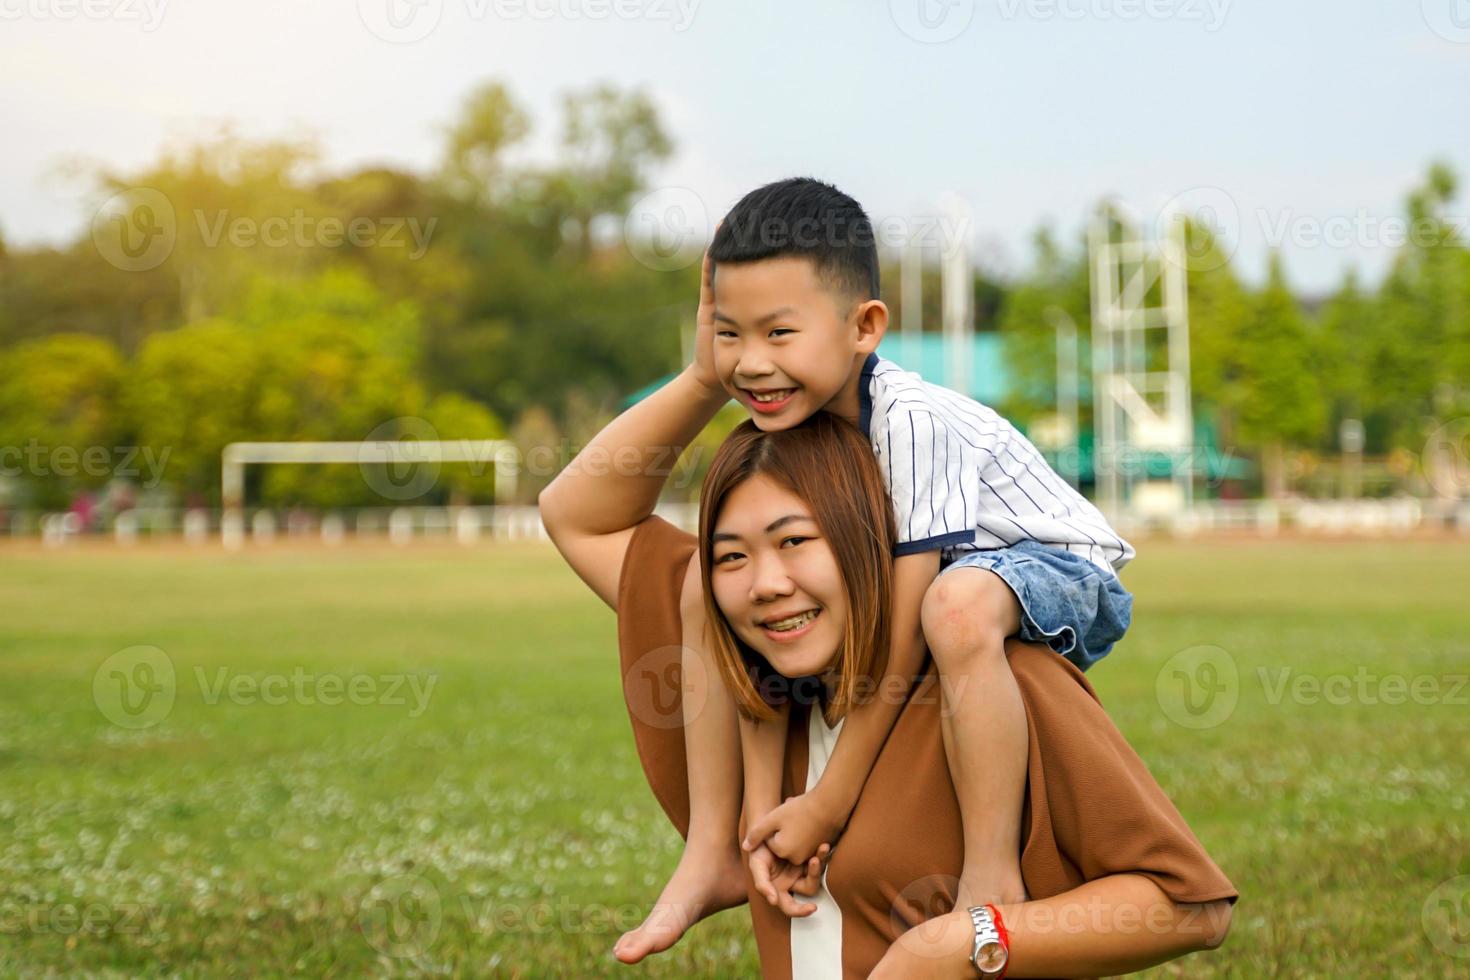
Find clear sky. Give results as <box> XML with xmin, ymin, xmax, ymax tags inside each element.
<box><xmin>3</xmin><ymin>0</ymin><xmax>1468</xmax><ymax>293</ymax></box>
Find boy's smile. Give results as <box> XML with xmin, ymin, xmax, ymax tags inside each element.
<box><xmin>711</xmin><ymin>256</ymin><xmax>884</xmax><ymax>431</ymax></box>
<box><xmin>744</xmin><ymin>387</ymin><xmax>799</xmax><ymax>415</ymax></box>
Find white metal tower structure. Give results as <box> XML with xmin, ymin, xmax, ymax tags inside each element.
<box><xmin>1087</xmin><ymin>205</ymin><xmax>1194</xmax><ymax>526</ymax></box>
<box><xmin>900</xmin><ymin>228</ymin><xmax>923</xmax><ymax>371</ymax></box>
<box><xmin>940</xmin><ymin>194</ymin><xmax>973</xmax><ymax>397</ymax></box>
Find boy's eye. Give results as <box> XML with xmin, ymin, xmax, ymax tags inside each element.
<box><xmin>716</xmin><ymin>330</ymin><xmax>737</xmax><ymax>339</ymax></box>
<box><xmin>769</xmin><ymin>328</ymin><xmax>794</xmax><ymax>337</ymax></box>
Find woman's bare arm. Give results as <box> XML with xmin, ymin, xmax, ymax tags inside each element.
<box><xmin>872</xmin><ymin>873</ymin><xmax>1233</xmax><ymax>978</ymax></box>
<box><xmin>538</xmin><ymin>252</ymin><xmax>727</xmax><ymax>608</ymax></box>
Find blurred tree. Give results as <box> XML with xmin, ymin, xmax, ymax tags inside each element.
<box><xmin>1181</xmin><ymin>217</ymin><xmax>1254</xmax><ymax>453</ymax></box>
<box><xmin>1235</xmin><ymin>254</ymin><xmax>1326</xmax><ymax>497</ymax></box>
<box><xmin>1371</xmin><ymin>162</ymin><xmax>1470</xmax><ymax>451</ymax></box>
<box><xmin>423</xmin><ymin>390</ymin><xmax>507</xmax><ymax>503</ymax></box>
<box><xmin>425</xmin><ymin>81</ymin><xmax>686</xmax><ymax>425</ymax></box>
<box><xmin>535</xmin><ymin>84</ymin><xmax>672</xmax><ymax>257</ymax></box>
<box><xmin>1315</xmin><ymin>268</ymin><xmax>1377</xmax><ymax>450</ymax></box>
<box><xmin>509</xmin><ymin>405</ymin><xmax>561</xmax><ymax>505</ymax></box>
<box><xmin>997</xmin><ymin>225</ymin><xmax>1089</xmax><ymax>424</ymax></box>
<box><xmin>252</xmin><ymin>311</ymin><xmax>425</xmax><ymax>507</ymax></box>
<box><xmin>314</xmin><ymin>166</ymin><xmax>471</xmax><ymax>331</ymax></box>
<box><xmin>233</xmin><ymin>264</ymin><xmax>423</xmax><ymax>367</ymax></box>
<box><xmin>0</xmin><ymin>240</ymin><xmax>180</xmax><ymax>352</ymax></box>
<box><xmin>125</xmin><ymin>319</ymin><xmax>260</xmax><ymax>501</ymax></box>
<box><xmin>79</xmin><ymin>125</ymin><xmax>329</xmax><ymax>323</ymax></box>
<box><xmin>440</xmin><ymin>82</ymin><xmax>531</xmax><ymax>208</ymax></box>
<box><xmin>0</xmin><ymin>334</ymin><xmax>126</xmax><ymax>507</ymax></box>
<box><xmin>16</xmin><ymin>81</ymin><xmax>1460</xmax><ymax>512</ymax></box>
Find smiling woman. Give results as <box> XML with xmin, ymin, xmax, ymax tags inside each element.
<box><xmin>699</xmin><ymin>416</ymin><xmax>894</xmax><ymax>725</ymax></box>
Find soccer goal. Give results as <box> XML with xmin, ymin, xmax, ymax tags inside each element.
<box><xmin>220</xmin><ymin>439</ymin><xmax>519</xmax><ymax>548</ymax></box>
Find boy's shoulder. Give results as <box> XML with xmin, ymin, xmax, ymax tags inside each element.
<box><xmin>861</xmin><ymin>353</ymin><xmax>1011</xmax><ymax>438</ymax></box>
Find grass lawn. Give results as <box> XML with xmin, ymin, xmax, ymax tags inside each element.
<box><xmin>0</xmin><ymin>536</ymin><xmax>1466</xmax><ymax>977</ymax></box>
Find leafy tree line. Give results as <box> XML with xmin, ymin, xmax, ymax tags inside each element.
<box><xmin>0</xmin><ymin>80</ymin><xmax>692</xmax><ymax>509</ymax></box>
<box><xmin>1</xmin><ymin>77</ymin><xmax>1465</xmax><ymax>510</ymax></box>
<box><xmin>995</xmin><ymin>164</ymin><xmax>1469</xmax><ymax>499</ymax></box>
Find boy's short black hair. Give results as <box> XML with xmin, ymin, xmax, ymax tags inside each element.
<box><xmin>710</xmin><ymin>177</ymin><xmax>880</xmax><ymax>304</ymax></box>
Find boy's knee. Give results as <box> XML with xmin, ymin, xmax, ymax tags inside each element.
<box><xmin>920</xmin><ymin>570</ymin><xmax>1015</xmax><ymax>665</ymax></box>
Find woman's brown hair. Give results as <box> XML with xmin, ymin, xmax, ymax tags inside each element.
<box><xmin>698</xmin><ymin>412</ymin><xmax>896</xmax><ymax>726</ymax></box>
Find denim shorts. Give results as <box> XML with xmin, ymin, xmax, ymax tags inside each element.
<box><xmin>937</xmin><ymin>540</ymin><xmax>1133</xmax><ymax>672</ymax></box>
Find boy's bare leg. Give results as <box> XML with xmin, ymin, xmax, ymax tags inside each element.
<box><xmin>614</xmin><ymin>553</ymin><xmax>748</xmax><ymax>963</ymax></box>
<box><xmin>920</xmin><ymin>567</ymin><xmax>1031</xmax><ymax>911</ymax></box>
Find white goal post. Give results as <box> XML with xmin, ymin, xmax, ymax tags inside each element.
<box><xmin>221</xmin><ymin>439</ymin><xmax>519</xmax><ymax>546</ymax></box>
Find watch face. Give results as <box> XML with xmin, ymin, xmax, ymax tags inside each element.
<box><xmin>975</xmin><ymin>940</ymin><xmax>1008</xmax><ymax>972</ymax></box>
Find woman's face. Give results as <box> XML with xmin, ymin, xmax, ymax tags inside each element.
<box><xmin>709</xmin><ymin>474</ymin><xmax>850</xmax><ymax>680</ymax></box>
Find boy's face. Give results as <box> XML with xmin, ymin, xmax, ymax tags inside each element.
<box><xmin>712</xmin><ymin>256</ymin><xmax>872</xmax><ymax>431</ymax></box>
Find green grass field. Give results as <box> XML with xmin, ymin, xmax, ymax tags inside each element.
<box><xmin>1</xmin><ymin>536</ymin><xmax>1467</xmax><ymax>978</ymax></box>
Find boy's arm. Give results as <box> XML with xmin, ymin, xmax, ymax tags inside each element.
<box><xmin>739</xmin><ymin>704</ymin><xmax>790</xmax><ymax>825</ymax></box>
<box><xmin>743</xmin><ymin>550</ymin><xmax>939</xmax><ymax>858</ymax></box>
<box><xmin>810</xmin><ymin>549</ymin><xmax>939</xmax><ymax>815</ymax></box>
<box><xmin>539</xmin><ymin>251</ymin><xmax>727</xmax><ymax>608</ymax></box>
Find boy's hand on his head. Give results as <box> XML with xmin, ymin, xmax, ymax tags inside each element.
<box><xmin>687</xmin><ymin>244</ymin><xmax>723</xmax><ymax>394</ymax></box>
<box><xmin>741</xmin><ymin>790</ymin><xmax>843</xmax><ymax>866</ymax></box>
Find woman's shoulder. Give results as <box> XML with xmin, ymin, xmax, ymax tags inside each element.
<box><xmin>617</xmin><ymin>514</ymin><xmax>697</xmax><ymax>618</ymax></box>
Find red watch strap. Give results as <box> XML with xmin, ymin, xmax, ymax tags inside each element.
<box><xmin>986</xmin><ymin>904</ymin><xmax>1010</xmax><ymax>980</ymax></box>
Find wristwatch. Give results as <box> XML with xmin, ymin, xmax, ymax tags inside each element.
<box><xmin>967</xmin><ymin>904</ymin><xmax>1009</xmax><ymax>979</ymax></box>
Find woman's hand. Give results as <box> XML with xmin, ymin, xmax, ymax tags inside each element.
<box><xmin>868</xmin><ymin>909</ymin><xmax>974</xmax><ymax>979</ymax></box>
<box><xmin>742</xmin><ymin>788</ymin><xmax>845</xmax><ymax>867</ymax></box>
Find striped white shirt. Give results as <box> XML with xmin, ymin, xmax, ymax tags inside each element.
<box><xmin>859</xmin><ymin>353</ymin><xmax>1135</xmax><ymax>574</ymax></box>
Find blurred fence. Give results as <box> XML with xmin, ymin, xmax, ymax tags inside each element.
<box><xmin>8</xmin><ymin>497</ymin><xmax>1470</xmax><ymax>548</ymax></box>
<box><xmin>16</xmin><ymin>504</ymin><xmax>699</xmax><ymax>547</ymax></box>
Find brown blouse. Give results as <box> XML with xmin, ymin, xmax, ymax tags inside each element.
<box><xmin>616</xmin><ymin>516</ymin><xmax>1238</xmax><ymax>979</ymax></box>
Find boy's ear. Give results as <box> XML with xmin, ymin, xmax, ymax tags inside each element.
<box><xmin>852</xmin><ymin>299</ymin><xmax>889</xmax><ymax>354</ymax></box>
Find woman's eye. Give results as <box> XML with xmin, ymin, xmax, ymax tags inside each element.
<box><xmin>715</xmin><ymin>551</ymin><xmax>744</xmax><ymax>564</ymax></box>
<box><xmin>780</xmin><ymin>536</ymin><xmax>808</xmax><ymax>548</ymax></box>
